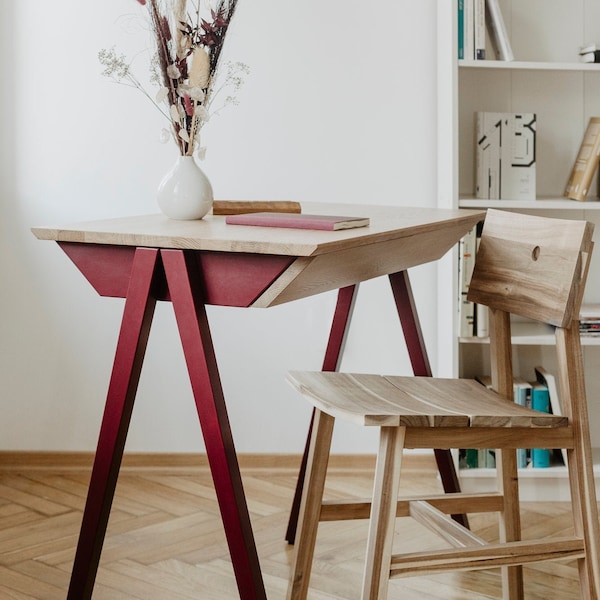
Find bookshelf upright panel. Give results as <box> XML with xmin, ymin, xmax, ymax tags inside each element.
<box><xmin>437</xmin><ymin>0</ymin><xmax>600</xmax><ymax>497</ymax></box>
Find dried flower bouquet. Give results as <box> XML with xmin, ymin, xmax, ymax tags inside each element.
<box><xmin>100</xmin><ymin>0</ymin><xmax>245</xmax><ymax>158</ymax></box>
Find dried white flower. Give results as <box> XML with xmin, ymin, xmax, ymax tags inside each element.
<box><xmin>166</xmin><ymin>64</ymin><xmax>181</xmax><ymax>79</ymax></box>
<box><xmin>195</xmin><ymin>105</ymin><xmax>210</xmax><ymax>121</ymax></box>
<box><xmin>187</xmin><ymin>86</ymin><xmax>205</xmax><ymax>101</ymax></box>
<box><xmin>170</xmin><ymin>104</ymin><xmax>181</xmax><ymax>122</ymax></box>
<box><xmin>189</xmin><ymin>47</ymin><xmax>210</xmax><ymax>88</ymax></box>
<box><xmin>197</xmin><ymin>146</ymin><xmax>207</xmax><ymax>160</ymax></box>
<box><xmin>178</xmin><ymin>129</ymin><xmax>191</xmax><ymax>142</ymax></box>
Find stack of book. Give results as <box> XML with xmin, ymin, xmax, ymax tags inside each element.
<box><xmin>580</xmin><ymin>304</ymin><xmax>600</xmax><ymax>337</ymax></box>
<box><xmin>458</xmin><ymin>0</ymin><xmax>513</xmax><ymax>61</ymax></box>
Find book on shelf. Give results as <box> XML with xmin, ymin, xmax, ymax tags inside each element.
<box><xmin>458</xmin><ymin>0</ymin><xmax>485</xmax><ymax>60</ymax></box>
<box><xmin>530</xmin><ymin>382</ymin><xmax>551</xmax><ymax>468</ymax></box>
<box><xmin>464</xmin><ymin>0</ymin><xmax>475</xmax><ymax>60</ymax></box>
<box><xmin>474</xmin><ymin>0</ymin><xmax>486</xmax><ymax>60</ymax></box>
<box><xmin>484</xmin><ymin>0</ymin><xmax>513</xmax><ymax>61</ymax></box>
<box><xmin>580</xmin><ymin>50</ymin><xmax>600</xmax><ymax>63</ymax></box>
<box><xmin>534</xmin><ymin>366</ymin><xmax>567</xmax><ymax>466</ymax></box>
<box><xmin>474</xmin><ymin>376</ymin><xmax>495</xmax><ymax>469</ymax></box>
<box><xmin>458</xmin><ymin>223</ymin><xmax>488</xmax><ymax>337</ymax></box>
<box><xmin>458</xmin><ymin>226</ymin><xmax>477</xmax><ymax>337</ymax></box>
<box><xmin>475</xmin><ymin>233</ymin><xmax>489</xmax><ymax>337</ymax></box>
<box><xmin>579</xmin><ymin>303</ymin><xmax>600</xmax><ymax>336</ymax></box>
<box><xmin>580</xmin><ymin>42</ymin><xmax>600</xmax><ymax>55</ymax></box>
<box><xmin>564</xmin><ymin>117</ymin><xmax>600</xmax><ymax>201</ymax></box>
<box><xmin>513</xmin><ymin>377</ymin><xmax>532</xmax><ymax>469</ymax></box>
<box><xmin>476</xmin><ymin>112</ymin><xmax>537</xmax><ymax>201</ymax></box>
<box><xmin>458</xmin><ymin>0</ymin><xmax>465</xmax><ymax>59</ymax></box>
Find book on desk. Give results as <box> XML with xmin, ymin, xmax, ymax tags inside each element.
<box><xmin>225</xmin><ymin>212</ymin><xmax>370</xmax><ymax>231</ymax></box>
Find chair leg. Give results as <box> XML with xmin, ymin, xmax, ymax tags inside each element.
<box><xmin>287</xmin><ymin>409</ymin><xmax>335</xmax><ymax>600</ymax></box>
<box><xmin>362</xmin><ymin>426</ymin><xmax>405</xmax><ymax>600</ymax></box>
<box><xmin>496</xmin><ymin>448</ymin><xmax>524</xmax><ymax>599</ymax></box>
<box><xmin>566</xmin><ymin>445</ymin><xmax>600</xmax><ymax>599</ymax></box>
<box><xmin>557</xmin><ymin>326</ymin><xmax>600</xmax><ymax>598</ymax></box>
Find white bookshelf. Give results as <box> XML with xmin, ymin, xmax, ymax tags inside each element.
<box><xmin>437</xmin><ymin>0</ymin><xmax>600</xmax><ymax>494</ymax></box>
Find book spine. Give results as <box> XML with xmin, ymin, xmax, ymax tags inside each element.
<box><xmin>464</xmin><ymin>0</ymin><xmax>475</xmax><ymax>60</ymax></box>
<box><xmin>458</xmin><ymin>227</ymin><xmax>477</xmax><ymax>337</ymax></box>
<box><xmin>485</xmin><ymin>0</ymin><xmax>513</xmax><ymax>61</ymax></box>
<box><xmin>513</xmin><ymin>381</ymin><xmax>531</xmax><ymax>468</ymax></box>
<box><xmin>474</xmin><ymin>231</ymin><xmax>489</xmax><ymax>337</ymax></box>
<box><xmin>458</xmin><ymin>0</ymin><xmax>465</xmax><ymax>60</ymax></box>
<box><xmin>564</xmin><ymin>117</ymin><xmax>600</xmax><ymax>201</ymax></box>
<box><xmin>474</xmin><ymin>0</ymin><xmax>486</xmax><ymax>59</ymax></box>
<box><xmin>531</xmin><ymin>385</ymin><xmax>550</xmax><ymax>468</ymax></box>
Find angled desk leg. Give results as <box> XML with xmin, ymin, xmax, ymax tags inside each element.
<box><xmin>67</xmin><ymin>248</ymin><xmax>160</xmax><ymax>600</ymax></box>
<box><xmin>161</xmin><ymin>249</ymin><xmax>267</xmax><ymax>600</ymax></box>
<box><xmin>285</xmin><ymin>284</ymin><xmax>359</xmax><ymax>544</ymax></box>
<box><xmin>389</xmin><ymin>270</ymin><xmax>467</xmax><ymax>527</ymax></box>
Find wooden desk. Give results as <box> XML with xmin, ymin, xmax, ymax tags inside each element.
<box><xmin>32</xmin><ymin>203</ymin><xmax>485</xmax><ymax>599</ymax></box>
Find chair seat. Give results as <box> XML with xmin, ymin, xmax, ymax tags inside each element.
<box><xmin>286</xmin><ymin>371</ymin><xmax>568</xmax><ymax>428</ymax></box>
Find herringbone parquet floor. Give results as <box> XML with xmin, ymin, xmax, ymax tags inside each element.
<box><xmin>0</xmin><ymin>453</ymin><xmax>585</xmax><ymax>599</ymax></box>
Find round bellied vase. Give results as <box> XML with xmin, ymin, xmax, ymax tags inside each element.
<box><xmin>157</xmin><ymin>155</ymin><xmax>214</xmax><ymax>220</ymax></box>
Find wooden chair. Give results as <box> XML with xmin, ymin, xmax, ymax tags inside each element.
<box><xmin>286</xmin><ymin>209</ymin><xmax>600</xmax><ymax>600</ymax></box>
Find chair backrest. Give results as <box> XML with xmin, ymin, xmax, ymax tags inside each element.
<box><xmin>467</xmin><ymin>209</ymin><xmax>594</xmax><ymax>328</ymax></box>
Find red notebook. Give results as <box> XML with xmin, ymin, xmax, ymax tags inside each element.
<box><xmin>225</xmin><ymin>212</ymin><xmax>370</xmax><ymax>231</ymax></box>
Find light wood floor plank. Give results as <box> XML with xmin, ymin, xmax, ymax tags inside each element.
<box><xmin>0</xmin><ymin>453</ymin><xmax>589</xmax><ymax>599</ymax></box>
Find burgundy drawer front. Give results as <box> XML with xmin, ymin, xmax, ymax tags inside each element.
<box><xmin>58</xmin><ymin>242</ymin><xmax>295</xmax><ymax>307</ymax></box>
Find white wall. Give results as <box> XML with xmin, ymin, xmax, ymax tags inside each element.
<box><xmin>0</xmin><ymin>0</ymin><xmax>439</xmax><ymax>454</ymax></box>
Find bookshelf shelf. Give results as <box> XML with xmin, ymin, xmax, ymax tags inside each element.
<box><xmin>460</xmin><ymin>322</ymin><xmax>600</xmax><ymax>346</ymax></box>
<box><xmin>459</xmin><ymin>59</ymin><xmax>600</xmax><ymax>72</ymax></box>
<box><xmin>438</xmin><ymin>0</ymin><xmax>600</xmax><ymax>494</ymax></box>
<box><xmin>459</xmin><ymin>198</ymin><xmax>600</xmax><ymax>210</ymax></box>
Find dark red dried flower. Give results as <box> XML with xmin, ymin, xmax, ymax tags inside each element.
<box><xmin>135</xmin><ymin>0</ymin><xmax>146</xmax><ymax>5</ymax></box>
<box><xmin>182</xmin><ymin>94</ymin><xmax>194</xmax><ymax>117</ymax></box>
<box><xmin>160</xmin><ymin>15</ymin><xmax>172</xmax><ymax>41</ymax></box>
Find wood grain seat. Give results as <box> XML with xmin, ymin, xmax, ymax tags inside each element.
<box><xmin>286</xmin><ymin>210</ymin><xmax>600</xmax><ymax>600</ymax></box>
<box><xmin>287</xmin><ymin>372</ymin><xmax>569</xmax><ymax>429</ymax></box>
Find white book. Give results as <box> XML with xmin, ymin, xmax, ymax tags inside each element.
<box><xmin>474</xmin><ymin>0</ymin><xmax>486</xmax><ymax>60</ymax></box>
<box><xmin>485</xmin><ymin>0</ymin><xmax>513</xmax><ymax>61</ymax></box>
<box><xmin>458</xmin><ymin>227</ymin><xmax>477</xmax><ymax>337</ymax></box>
<box><xmin>464</xmin><ymin>0</ymin><xmax>475</xmax><ymax>60</ymax></box>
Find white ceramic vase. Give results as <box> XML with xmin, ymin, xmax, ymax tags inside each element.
<box><xmin>157</xmin><ymin>156</ymin><xmax>214</xmax><ymax>220</ymax></box>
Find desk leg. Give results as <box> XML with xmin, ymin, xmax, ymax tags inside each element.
<box><xmin>67</xmin><ymin>248</ymin><xmax>159</xmax><ymax>600</ymax></box>
<box><xmin>161</xmin><ymin>249</ymin><xmax>266</xmax><ymax>600</ymax></box>
<box><xmin>285</xmin><ymin>285</ymin><xmax>359</xmax><ymax>544</ymax></box>
<box><xmin>388</xmin><ymin>270</ymin><xmax>467</xmax><ymax>527</ymax></box>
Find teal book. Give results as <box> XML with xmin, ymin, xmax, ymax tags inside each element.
<box><xmin>530</xmin><ymin>383</ymin><xmax>550</xmax><ymax>468</ymax></box>
<box><xmin>513</xmin><ymin>378</ymin><xmax>532</xmax><ymax>468</ymax></box>
<box><xmin>458</xmin><ymin>0</ymin><xmax>465</xmax><ymax>59</ymax></box>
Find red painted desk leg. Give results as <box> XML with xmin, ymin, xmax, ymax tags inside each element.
<box><xmin>67</xmin><ymin>248</ymin><xmax>160</xmax><ymax>600</ymax></box>
<box><xmin>388</xmin><ymin>270</ymin><xmax>468</xmax><ymax>527</ymax></box>
<box><xmin>161</xmin><ymin>249</ymin><xmax>267</xmax><ymax>600</ymax></box>
<box><xmin>285</xmin><ymin>285</ymin><xmax>359</xmax><ymax>544</ymax></box>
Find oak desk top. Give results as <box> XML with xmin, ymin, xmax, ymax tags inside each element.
<box><xmin>32</xmin><ymin>203</ymin><xmax>485</xmax><ymax>307</ymax></box>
